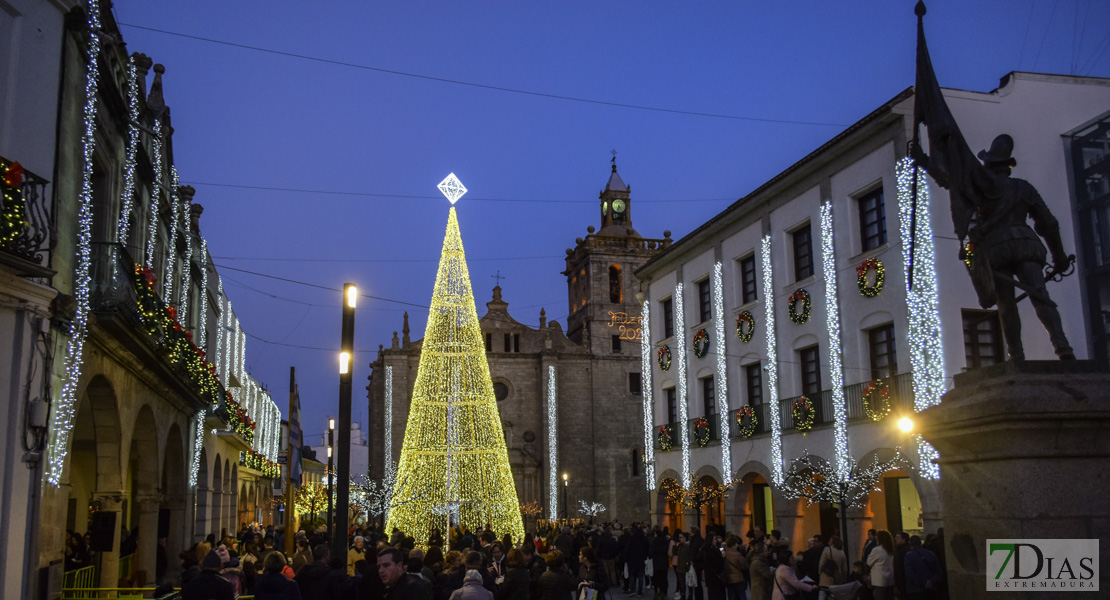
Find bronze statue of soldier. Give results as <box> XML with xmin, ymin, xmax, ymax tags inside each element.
<box><xmin>912</xmin><ymin>135</ymin><xmax>1075</xmax><ymax>361</ymax></box>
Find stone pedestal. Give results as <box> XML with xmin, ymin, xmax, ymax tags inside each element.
<box><xmin>917</xmin><ymin>360</ymin><xmax>1110</xmax><ymax>599</ymax></box>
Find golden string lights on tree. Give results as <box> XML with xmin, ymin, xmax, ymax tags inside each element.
<box><xmin>387</xmin><ymin>176</ymin><xmax>524</xmax><ymax>544</ymax></box>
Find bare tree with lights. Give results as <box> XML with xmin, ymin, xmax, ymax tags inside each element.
<box><xmin>662</xmin><ymin>476</ymin><xmax>743</xmax><ymax>531</ymax></box>
<box><xmin>781</xmin><ymin>449</ymin><xmax>911</xmax><ymax>558</ymax></box>
<box><xmin>577</xmin><ymin>500</ymin><xmax>607</xmax><ymax>522</ymax></box>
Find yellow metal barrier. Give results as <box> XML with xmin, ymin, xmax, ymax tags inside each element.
<box><xmin>61</xmin><ymin>588</ymin><xmax>253</xmax><ymax>599</ymax></box>
<box><xmin>62</xmin><ymin>566</ymin><xmax>97</xmax><ymax>598</ymax></box>
<box><xmin>118</xmin><ymin>554</ymin><xmax>134</xmax><ymax>580</ymax></box>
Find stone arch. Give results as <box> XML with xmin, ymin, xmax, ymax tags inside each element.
<box><xmin>70</xmin><ymin>375</ymin><xmax>125</xmax><ymax>587</ymax></box>
<box><xmin>731</xmin><ymin>460</ymin><xmax>776</xmax><ymax>538</ymax></box>
<box><xmin>161</xmin><ymin>422</ymin><xmax>187</xmax><ymax>574</ymax></box>
<box><xmin>126</xmin><ymin>404</ymin><xmax>160</xmax><ymax>579</ymax></box>
<box><xmin>853</xmin><ymin>446</ymin><xmax>939</xmax><ymax>547</ymax></box>
<box><xmin>693</xmin><ymin>471</ymin><xmax>724</xmax><ymax>535</ymax></box>
<box><xmin>790</xmin><ymin>333</ymin><xmax>820</xmax><ymax>351</ymax></box>
<box><xmin>656</xmin><ymin>469</ymin><xmax>683</xmax><ymax>532</ymax></box>
<box><xmin>772</xmin><ymin>452</ymin><xmax>836</xmax><ymax>552</ymax></box>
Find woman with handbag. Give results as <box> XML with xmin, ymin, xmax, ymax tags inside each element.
<box><xmin>771</xmin><ymin>549</ymin><xmax>813</xmax><ymax>600</ymax></box>
<box><xmin>817</xmin><ymin>536</ymin><xmax>848</xmax><ymax>599</ymax></box>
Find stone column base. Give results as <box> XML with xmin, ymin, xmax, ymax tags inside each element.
<box><xmin>917</xmin><ymin>360</ymin><xmax>1109</xmax><ymax>598</ymax></box>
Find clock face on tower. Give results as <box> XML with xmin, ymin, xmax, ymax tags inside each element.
<box><xmin>612</xmin><ymin>198</ymin><xmax>626</xmax><ymax>219</ymax></box>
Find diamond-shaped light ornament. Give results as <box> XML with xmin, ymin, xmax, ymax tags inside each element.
<box><xmin>438</xmin><ymin>173</ymin><xmax>468</xmax><ymax>205</ymax></box>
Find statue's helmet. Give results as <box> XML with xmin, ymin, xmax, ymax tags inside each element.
<box><xmin>978</xmin><ymin>134</ymin><xmax>1017</xmax><ymax>167</ymax></box>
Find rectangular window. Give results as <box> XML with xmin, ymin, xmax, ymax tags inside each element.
<box><xmin>698</xmin><ymin>279</ymin><xmax>712</xmax><ymax>323</ymax></box>
<box><xmin>868</xmin><ymin>324</ymin><xmax>897</xmax><ymax>380</ymax></box>
<box><xmin>793</xmin><ymin>224</ymin><xmax>813</xmax><ymax>282</ymax></box>
<box><xmin>741</xmin><ymin>255</ymin><xmax>757</xmax><ymax>304</ymax></box>
<box><xmin>513</xmin><ymin>333</ymin><xmax>520</xmax><ymax>353</ymax></box>
<box><xmin>800</xmin><ymin>345</ymin><xmax>821</xmax><ymax>396</ymax></box>
<box><xmin>662</xmin><ymin>297</ymin><xmax>674</xmax><ymax>339</ymax></box>
<box><xmin>702</xmin><ymin>376</ymin><xmax>715</xmax><ymax>418</ymax></box>
<box><xmin>963</xmin><ymin>309</ymin><xmax>1005</xmax><ymax>369</ymax></box>
<box><xmin>503</xmin><ymin>333</ymin><xmax>511</xmax><ymax>352</ymax></box>
<box><xmin>745</xmin><ymin>362</ymin><xmax>763</xmax><ymax>405</ymax></box>
<box><xmin>858</xmin><ymin>187</ymin><xmax>888</xmax><ymax>252</ymax></box>
<box><xmin>611</xmin><ymin>334</ymin><xmax>622</xmax><ymax>354</ymax></box>
<box><xmin>631</xmin><ymin>448</ymin><xmax>640</xmax><ymax>476</ymax></box>
<box><xmin>666</xmin><ymin>388</ymin><xmax>677</xmax><ymax>425</ymax></box>
<box><xmin>629</xmin><ymin>372</ymin><xmax>642</xmax><ymax>396</ymax></box>
<box><xmin>485</xmin><ymin>333</ymin><xmax>491</xmax><ymax>352</ymax></box>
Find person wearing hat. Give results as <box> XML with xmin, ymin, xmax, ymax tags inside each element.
<box><xmin>912</xmin><ymin>133</ymin><xmax>1075</xmax><ymax>361</ymax></box>
<box><xmin>181</xmin><ymin>549</ymin><xmax>235</xmax><ymax>600</ymax></box>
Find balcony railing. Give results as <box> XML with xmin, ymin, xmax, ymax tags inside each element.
<box><xmin>0</xmin><ymin>157</ymin><xmax>53</xmax><ymax>278</ymax></box>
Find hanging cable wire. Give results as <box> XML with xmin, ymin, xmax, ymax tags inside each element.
<box><xmin>117</xmin><ymin>22</ymin><xmax>849</xmax><ymax>127</ymax></box>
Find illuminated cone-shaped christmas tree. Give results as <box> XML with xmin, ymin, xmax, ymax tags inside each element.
<box><xmin>386</xmin><ymin>174</ymin><xmax>524</xmax><ymax>544</ymax></box>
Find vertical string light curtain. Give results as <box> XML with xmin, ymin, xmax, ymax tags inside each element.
<box><xmin>47</xmin><ymin>0</ymin><xmax>103</xmax><ymax>485</ymax></box>
<box><xmin>711</xmin><ymin>262</ymin><xmax>731</xmax><ymax>478</ymax></box>
<box><xmin>674</xmin><ymin>284</ymin><xmax>691</xmax><ymax>489</ymax></box>
<box><xmin>639</xmin><ymin>299</ymin><xmax>655</xmax><ymax>490</ymax></box>
<box><xmin>896</xmin><ymin>158</ymin><xmax>943</xmax><ymax>479</ymax></box>
<box><xmin>819</xmin><ymin>203</ymin><xmax>851</xmax><ymax>481</ymax></box>
<box><xmin>760</xmin><ymin>236</ymin><xmax>784</xmax><ymax>485</ymax></box>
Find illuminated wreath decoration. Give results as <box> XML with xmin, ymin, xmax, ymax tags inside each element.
<box><xmin>657</xmin><ymin>424</ymin><xmax>674</xmax><ymax>451</ymax></box>
<box><xmin>856</xmin><ymin>258</ymin><xmax>885</xmax><ymax>297</ymax></box>
<box><xmin>792</xmin><ymin>396</ymin><xmax>815</xmax><ymax>434</ymax></box>
<box><xmin>735</xmin><ymin>311</ymin><xmax>755</xmax><ymax>343</ymax></box>
<box><xmin>735</xmin><ymin>406</ymin><xmax>758</xmax><ymax>438</ymax></box>
<box><xmin>693</xmin><ymin>329</ymin><xmax>710</xmax><ymax>358</ymax></box>
<box><xmin>693</xmin><ymin>417</ymin><xmax>711</xmax><ymax>447</ymax></box>
<box><xmin>862</xmin><ymin>379</ymin><xmax>892</xmax><ymax>421</ymax></box>
<box><xmin>787</xmin><ymin>289</ymin><xmax>811</xmax><ymax>325</ymax></box>
<box><xmin>657</xmin><ymin>345</ymin><xmax>672</xmax><ymax>371</ymax></box>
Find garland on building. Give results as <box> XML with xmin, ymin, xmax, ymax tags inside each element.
<box><xmin>657</xmin><ymin>345</ymin><xmax>672</xmax><ymax>371</ymax></box>
<box><xmin>133</xmin><ymin>265</ymin><xmax>220</xmax><ymax>403</ymax></box>
<box><xmin>792</xmin><ymin>396</ymin><xmax>815</xmax><ymax>434</ymax></box>
<box><xmin>240</xmin><ymin>450</ymin><xmax>279</xmax><ymax>478</ymax></box>
<box><xmin>1</xmin><ymin>160</ymin><xmax>27</xmax><ymax>247</ymax></box>
<box><xmin>856</xmin><ymin>258</ymin><xmax>885</xmax><ymax>297</ymax></box>
<box><xmin>693</xmin><ymin>417</ymin><xmax>711</xmax><ymax>447</ymax></box>
<box><xmin>736</xmin><ymin>406</ymin><xmax>758</xmax><ymax>438</ymax></box>
<box><xmin>224</xmin><ymin>391</ymin><xmax>256</xmax><ymax>445</ymax></box>
<box><xmin>657</xmin><ymin>424</ymin><xmax>674</xmax><ymax>451</ymax></box>
<box><xmin>862</xmin><ymin>379</ymin><xmax>892</xmax><ymax>421</ymax></box>
<box><xmin>692</xmin><ymin>329</ymin><xmax>710</xmax><ymax>358</ymax></box>
<box><xmin>735</xmin><ymin>311</ymin><xmax>755</xmax><ymax>343</ymax></box>
<box><xmin>787</xmin><ymin>289</ymin><xmax>811</xmax><ymax>324</ymax></box>
<box><xmin>962</xmin><ymin>242</ymin><xmax>974</xmax><ymax>269</ymax></box>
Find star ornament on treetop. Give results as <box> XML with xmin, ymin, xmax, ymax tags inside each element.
<box><xmin>438</xmin><ymin>173</ymin><xmax>468</xmax><ymax>205</ymax></box>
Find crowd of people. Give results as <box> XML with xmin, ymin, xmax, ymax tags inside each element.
<box><xmin>84</xmin><ymin>520</ymin><xmax>945</xmax><ymax>600</ymax></box>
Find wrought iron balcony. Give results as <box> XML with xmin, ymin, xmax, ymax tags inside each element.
<box><xmin>0</xmin><ymin>157</ymin><xmax>53</xmax><ymax>278</ymax></box>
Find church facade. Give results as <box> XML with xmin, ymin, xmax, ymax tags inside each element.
<box><xmin>367</xmin><ymin>164</ymin><xmax>671</xmax><ymax>527</ymax></box>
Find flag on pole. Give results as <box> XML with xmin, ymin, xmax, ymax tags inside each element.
<box><xmin>912</xmin><ymin>0</ymin><xmax>979</xmax><ymax>241</ymax></box>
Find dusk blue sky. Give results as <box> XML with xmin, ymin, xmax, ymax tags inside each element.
<box><xmin>111</xmin><ymin>0</ymin><xmax>1110</xmax><ymax>442</ymax></box>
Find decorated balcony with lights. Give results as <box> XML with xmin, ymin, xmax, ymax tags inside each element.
<box><xmin>0</xmin><ymin>157</ymin><xmax>54</xmax><ymax>280</ymax></box>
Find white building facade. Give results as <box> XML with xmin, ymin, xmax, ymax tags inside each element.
<box><xmin>635</xmin><ymin>73</ymin><xmax>1110</xmax><ymax>553</ymax></box>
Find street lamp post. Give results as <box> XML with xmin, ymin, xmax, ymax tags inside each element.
<box><xmin>335</xmin><ymin>283</ymin><xmax>357</xmax><ymax>554</ymax></box>
<box><xmin>327</xmin><ymin>418</ymin><xmax>335</xmax><ymax>535</ymax></box>
<box><xmin>562</xmin><ymin>473</ymin><xmax>569</xmax><ymax>520</ymax></box>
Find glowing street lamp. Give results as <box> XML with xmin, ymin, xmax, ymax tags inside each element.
<box><xmin>561</xmin><ymin>473</ymin><xmax>569</xmax><ymax>519</ymax></box>
<box><xmin>334</xmin><ymin>283</ymin><xmax>357</xmax><ymax>554</ymax></box>
<box><xmin>898</xmin><ymin>416</ymin><xmax>915</xmax><ymax>433</ymax></box>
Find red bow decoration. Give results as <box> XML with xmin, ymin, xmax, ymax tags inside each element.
<box><xmin>3</xmin><ymin>162</ymin><xmax>24</xmax><ymax>187</ymax></box>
